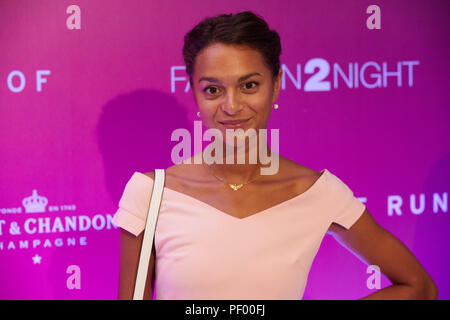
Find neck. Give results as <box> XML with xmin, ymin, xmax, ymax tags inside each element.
<box><xmin>201</xmin><ymin>137</ymin><xmax>276</xmax><ymax>183</ymax></box>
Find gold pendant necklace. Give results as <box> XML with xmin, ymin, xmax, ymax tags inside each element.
<box><xmin>229</xmin><ymin>183</ymin><xmax>244</xmax><ymax>191</ymax></box>
<box><xmin>205</xmin><ymin>163</ymin><xmax>261</xmax><ymax>191</ymax></box>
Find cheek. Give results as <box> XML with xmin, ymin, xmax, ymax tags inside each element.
<box><xmin>251</xmin><ymin>97</ymin><xmax>273</xmax><ymax>124</ymax></box>
<box><xmin>249</xmin><ymin>84</ymin><xmax>273</xmax><ymax>108</ymax></box>
<box><xmin>197</xmin><ymin>103</ymin><xmax>218</xmax><ymax>127</ymax></box>
<box><xmin>249</xmin><ymin>95</ymin><xmax>272</xmax><ymax>115</ymax></box>
<box><xmin>197</xmin><ymin>101</ymin><xmax>216</xmax><ymax>117</ymax></box>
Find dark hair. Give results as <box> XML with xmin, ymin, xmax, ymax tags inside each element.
<box><xmin>182</xmin><ymin>11</ymin><xmax>282</xmax><ymax>88</ymax></box>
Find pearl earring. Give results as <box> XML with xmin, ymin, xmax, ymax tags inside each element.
<box><xmin>273</xmin><ymin>103</ymin><xmax>279</xmax><ymax>109</ymax></box>
<box><xmin>197</xmin><ymin>111</ymin><xmax>200</xmax><ymax>117</ymax></box>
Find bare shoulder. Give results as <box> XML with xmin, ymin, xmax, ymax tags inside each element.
<box><xmin>142</xmin><ymin>157</ymin><xmax>195</xmax><ymax>180</ymax></box>
<box><xmin>143</xmin><ymin>170</ymin><xmax>155</xmax><ymax>180</ymax></box>
<box><xmin>278</xmin><ymin>155</ymin><xmax>322</xmax><ymax>182</ymax></box>
<box><xmin>143</xmin><ymin>156</ymin><xmax>205</xmax><ymax>190</ymax></box>
<box><xmin>271</xmin><ymin>156</ymin><xmax>324</xmax><ymax>198</ymax></box>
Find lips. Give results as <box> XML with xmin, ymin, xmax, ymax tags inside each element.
<box><xmin>218</xmin><ymin>118</ymin><xmax>251</xmax><ymax>128</ymax></box>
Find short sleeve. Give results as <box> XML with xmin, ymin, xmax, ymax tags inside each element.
<box><xmin>327</xmin><ymin>171</ymin><xmax>366</xmax><ymax>230</ymax></box>
<box><xmin>111</xmin><ymin>172</ymin><xmax>154</xmax><ymax>236</ymax></box>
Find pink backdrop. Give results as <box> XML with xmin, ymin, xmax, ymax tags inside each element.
<box><xmin>0</xmin><ymin>0</ymin><xmax>449</xmax><ymax>299</ymax></box>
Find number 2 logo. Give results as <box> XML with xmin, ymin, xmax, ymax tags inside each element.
<box><xmin>304</xmin><ymin>58</ymin><xmax>331</xmax><ymax>92</ymax></box>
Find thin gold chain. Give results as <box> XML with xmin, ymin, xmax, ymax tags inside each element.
<box><xmin>204</xmin><ymin>162</ymin><xmax>262</xmax><ymax>190</ymax></box>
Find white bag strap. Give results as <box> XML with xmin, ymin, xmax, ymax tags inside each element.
<box><xmin>133</xmin><ymin>169</ymin><xmax>165</xmax><ymax>300</ymax></box>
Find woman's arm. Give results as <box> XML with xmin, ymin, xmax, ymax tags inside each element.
<box><xmin>118</xmin><ymin>228</ymin><xmax>156</xmax><ymax>300</ymax></box>
<box><xmin>328</xmin><ymin>208</ymin><xmax>438</xmax><ymax>299</ymax></box>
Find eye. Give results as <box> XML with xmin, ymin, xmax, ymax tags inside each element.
<box><xmin>243</xmin><ymin>81</ymin><xmax>259</xmax><ymax>90</ymax></box>
<box><xmin>203</xmin><ymin>86</ymin><xmax>221</xmax><ymax>96</ymax></box>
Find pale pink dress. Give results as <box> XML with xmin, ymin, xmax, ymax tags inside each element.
<box><xmin>112</xmin><ymin>168</ymin><xmax>366</xmax><ymax>300</ymax></box>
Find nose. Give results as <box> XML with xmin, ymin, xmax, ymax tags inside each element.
<box><xmin>220</xmin><ymin>90</ymin><xmax>243</xmax><ymax>115</ymax></box>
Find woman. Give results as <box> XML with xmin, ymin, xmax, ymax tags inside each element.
<box><xmin>113</xmin><ymin>11</ymin><xmax>438</xmax><ymax>300</ymax></box>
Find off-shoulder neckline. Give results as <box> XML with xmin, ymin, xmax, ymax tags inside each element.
<box><xmin>134</xmin><ymin>168</ymin><xmax>328</xmax><ymax>221</ymax></box>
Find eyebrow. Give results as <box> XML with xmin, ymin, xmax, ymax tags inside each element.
<box><xmin>198</xmin><ymin>72</ymin><xmax>262</xmax><ymax>84</ymax></box>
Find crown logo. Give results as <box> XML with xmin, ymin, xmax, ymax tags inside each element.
<box><xmin>22</xmin><ymin>189</ymin><xmax>48</xmax><ymax>213</ymax></box>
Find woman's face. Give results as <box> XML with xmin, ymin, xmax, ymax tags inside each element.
<box><xmin>192</xmin><ymin>42</ymin><xmax>282</xmax><ymax>142</ymax></box>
